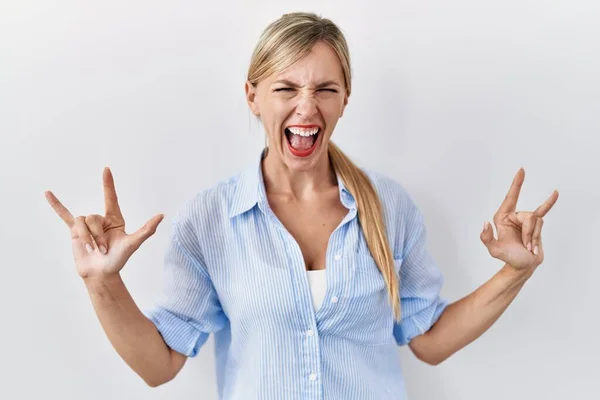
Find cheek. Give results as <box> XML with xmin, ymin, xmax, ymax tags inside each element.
<box><xmin>269</xmin><ymin>102</ymin><xmax>295</xmax><ymax>134</ymax></box>
<box><xmin>260</xmin><ymin>102</ymin><xmax>286</xmax><ymax>141</ymax></box>
<box><xmin>263</xmin><ymin>98</ymin><xmax>290</xmax><ymax>119</ymax></box>
<box><xmin>272</xmin><ymin>98</ymin><xmax>295</xmax><ymax>116</ymax></box>
<box><xmin>318</xmin><ymin>95</ymin><xmax>344</xmax><ymax>112</ymax></box>
<box><xmin>322</xmin><ymin>103</ymin><xmax>343</xmax><ymax>122</ymax></box>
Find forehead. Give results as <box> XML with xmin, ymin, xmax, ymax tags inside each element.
<box><xmin>271</xmin><ymin>41</ymin><xmax>344</xmax><ymax>84</ymax></box>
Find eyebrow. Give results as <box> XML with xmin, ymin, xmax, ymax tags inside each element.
<box><xmin>271</xmin><ymin>79</ymin><xmax>341</xmax><ymax>89</ymax></box>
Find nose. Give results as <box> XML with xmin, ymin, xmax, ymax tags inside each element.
<box><xmin>295</xmin><ymin>94</ymin><xmax>318</xmax><ymax>119</ymax></box>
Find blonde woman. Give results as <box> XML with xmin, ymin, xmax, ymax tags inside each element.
<box><xmin>46</xmin><ymin>12</ymin><xmax>558</xmax><ymax>399</ymax></box>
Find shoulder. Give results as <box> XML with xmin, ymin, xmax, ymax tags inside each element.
<box><xmin>361</xmin><ymin>168</ymin><xmax>419</xmax><ymax>215</ymax></box>
<box><xmin>359</xmin><ymin>168</ymin><xmax>425</xmax><ymax>258</ymax></box>
<box><xmin>171</xmin><ymin>171</ymin><xmax>242</xmax><ymax>235</ymax></box>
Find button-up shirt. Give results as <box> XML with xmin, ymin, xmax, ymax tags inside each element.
<box><xmin>144</xmin><ymin>150</ymin><xmax>448</xmax><ymax>399</ymax></box>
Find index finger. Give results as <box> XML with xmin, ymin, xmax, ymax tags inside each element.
<box><xmin>103</xmin><ymin>167</ymin><xmax>124</xmax><ymax>220</ymax></box>
<box><xmin>497</xmin><ymin>168</ymin><xmax>525</xmax><ymax>214</ymax></box>
<box><xmin>45</xmin><ymin>191</ymin><xmax>75</xmax><ymax>227</ymax></box>
<box><xmin>534</xmin><ymin>190</ymin><xmax>559</xmax><ymax>217</ymax></box>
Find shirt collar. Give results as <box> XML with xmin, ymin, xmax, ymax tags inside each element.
<box><xmin>228</xmin><ymin>148</ymin><xmax>356</xmax><ymax>219</ymax></box>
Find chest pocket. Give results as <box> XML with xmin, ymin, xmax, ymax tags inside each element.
<box><xmin>328</xmin><ymin>251</ymin><xmax>396</xmax><ymax>346</ymax></box>
<box><xmin>354</xmin><ymin>251</ymin><xmax>388</xmax><ymax>300</ymax></box>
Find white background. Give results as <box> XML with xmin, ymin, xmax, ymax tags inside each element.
<box><xmin>1</xmin><ymin>0</ymin><xmax>598</xmax><ymax>399</ymax></box>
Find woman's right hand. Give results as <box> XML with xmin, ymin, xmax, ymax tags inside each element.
<box><xmin>46</xmin><ymin>167</ymin><xmax>165</xmax><ymax>281</ymax></box>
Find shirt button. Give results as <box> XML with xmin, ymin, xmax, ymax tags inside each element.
<box><xmin>307</xmin><ymin>329</ymin><xmax>314</xmax><ymax>337</ymax></box>
<box><xmin>309</xmin><ymin>373</ymin><xmax>317</xmax><ymax>381</ymax></box>
<box><xmin>334</xmin><ymin>254</ymin><xmax>342</xmax><ymax>261</ymax></box>
<box><xmin>331</xmin><ymin>296</ymin><xmax>339</xmax><ymax>303</ymax></box>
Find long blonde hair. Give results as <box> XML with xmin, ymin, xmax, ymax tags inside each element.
<box><xmin>247</xmin><ymin>12</ymin><xmax>400</xmax><ymax>321</ymax></box>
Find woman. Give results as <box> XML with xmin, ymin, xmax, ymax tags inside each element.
<box><xmin>46</xmin><ymin>12</ymin><xmax>558</xmax><ymax>399</ymax></box>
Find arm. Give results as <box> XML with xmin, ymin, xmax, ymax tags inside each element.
<box><xmin>409</xmin><ymin>264</ymin><xmax>532</xmax><ymax>365</ymax></box>
<box><xmin>84</xmin><ymin>274</ymin><xmax>187</xmax><ymax>387</ymax></box>
<box><xmin>45</xmin><ymin>169</ymin><xmax>187</xmax><ymax>387</ymax></box>
<box><xmin>409</xmin><ymin>169</ymin><xmax>558</xmax><ymax>365</ymax></box>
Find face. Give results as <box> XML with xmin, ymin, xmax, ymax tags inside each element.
<box><xmin>245</xmin><ymin>41</ymin><xmax>349</xmax><ymax>172</ymax></box>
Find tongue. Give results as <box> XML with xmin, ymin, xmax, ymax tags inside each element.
<box><xmin>288</xmin><ymin>133</ymin><xmax>315</xmax><ymax>151</ymax></box>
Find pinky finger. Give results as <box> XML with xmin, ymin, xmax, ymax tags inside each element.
<box><xmin>45</xmin><ymin>191</ymin><xmax>75</xmax><ymax>227</ymax></box>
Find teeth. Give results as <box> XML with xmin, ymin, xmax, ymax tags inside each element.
<box><xmin>288</xmin><ymin>127</ymin><xmax>319</xmax><ymax>137</ymax></box>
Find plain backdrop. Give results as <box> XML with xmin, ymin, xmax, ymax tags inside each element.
<box><xmin>1</xmin><ymin>1</ymin><xmax>598</xmax><ymax>399</ymax></box>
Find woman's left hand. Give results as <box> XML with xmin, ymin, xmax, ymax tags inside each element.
<box><xmin>480</xmin><ymin>168</ymin><xmax>559</xmax><ymax>273</ymax></box>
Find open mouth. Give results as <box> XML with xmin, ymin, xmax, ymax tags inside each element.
<box><xmin>284</xmin><ymin>126</ymin><xmax>321</xmax><ymax>157</ymax></box>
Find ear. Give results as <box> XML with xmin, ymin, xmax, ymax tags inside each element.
<box><xmin>245</xmin><ymin>81</ymin><xmax>260</xmax><ymax>117</ymax></box>
<box><xmin>339</xmin><ymin>89</ymin><xmax>349</xmax><ymax>118</ymax></box>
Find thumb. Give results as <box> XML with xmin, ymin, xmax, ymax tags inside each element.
<box><xmin>480</xmin><ymin>221</ymin><xmax>497</xmax><ymax>250</ymax></box>
<box><xmin>126</xmin><ymin>214</ymin><xmax>165</xmax><ymax>252</ymax></box>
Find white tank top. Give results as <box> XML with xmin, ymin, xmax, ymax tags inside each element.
<box><xmin>306</xmin><ymin>269</ymin><xmax>327</xmax><ymax>311</ymax></box>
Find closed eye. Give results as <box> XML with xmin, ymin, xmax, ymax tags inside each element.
<box><xmin>274</xmin><ymin>88</ymin><xmax>338</xmax><ymax>93</ymax></box>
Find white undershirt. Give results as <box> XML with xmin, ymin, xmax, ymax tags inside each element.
<box><xmin>306</xmin><ymin>269</ymin><xmax>327</xmax><ymax>311</ymax></box>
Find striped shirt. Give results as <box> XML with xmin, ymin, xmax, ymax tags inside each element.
<box><xmin>144</xmin><ymin>149</ymin><xmax>448</xmax><ymax>399</ymax></box>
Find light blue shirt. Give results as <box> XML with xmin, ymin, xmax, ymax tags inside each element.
<box><xmin>144</xmin><ymin>150</ymin><xmax>448</xmax><ymax>399</ymax></box>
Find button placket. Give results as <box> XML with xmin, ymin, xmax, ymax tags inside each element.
<box><xmin>329</xmin><ymin>250</ymin><xmax>342</xmax><ymax>307</ymax></box>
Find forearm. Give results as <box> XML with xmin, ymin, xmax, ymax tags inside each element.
<box><xmin>84</xmin><ymin>274</ymin><xmax>177</xmax><ymax>386</ymax></box>
<box><xmin>411</xmin><ymin>264</ymin><xmax>533</xmax><ymax>365</ymax></box>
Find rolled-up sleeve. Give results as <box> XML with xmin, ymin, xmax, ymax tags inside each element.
<box><xmin>393</xmin><ymin>204</ymin><xmax>449</xmax><ymax>346</ymax></box>
<box><xmin>143</xmin><ymin>218</ymin><xmax>227</xmax><ymax>357</ymax></box>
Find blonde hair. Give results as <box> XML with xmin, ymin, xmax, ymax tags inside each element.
<box><xmin>247</xmin><ymin>12</ymin><xmax>400</xmax><ymax>321</ymax></box>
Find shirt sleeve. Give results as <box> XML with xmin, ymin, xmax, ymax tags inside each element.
<box><xmin>142</xmin><ymin>218</ymin><xmax>227</xmax><ymax>357</ymax></box>
<box><xmin>393</xmin><ymin>203</ymin><xmax>449</xmax><ymax>346</ymax></box>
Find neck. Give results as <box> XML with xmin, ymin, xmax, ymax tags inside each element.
<box><xmin>261</xmin><ymin>147</ymin><xmax>337</xmax><ymax>200</ymax></box>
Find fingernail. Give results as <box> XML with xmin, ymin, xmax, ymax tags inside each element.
<box><xmin>99</xmin><ymin>245</ymin><xmax>107</xmax><ymax>254</ymax></box>
<box><xmin>85</xmin><ymin>243</ymin><xmax>93</xmax><ymax>253</ymax></box>
<box><xmin>534</xmin><ymin>245</ymin><xmax>539</xmax><ymax>255</ymax></box>
<box><xmin>527</xmin><ymin>242</ymin><xmax>531</xmax><ymax>251</ymax></box>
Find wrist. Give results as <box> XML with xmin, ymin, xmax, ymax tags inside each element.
<box><xmin>501</xmin><ymin>263</ymin><xmax>534</xmax><ymax>283</ymax></box>
<box><xmin>83</xmin><ymin>272</ymin><xmax>123</xmax><ymax>289</ymax></box>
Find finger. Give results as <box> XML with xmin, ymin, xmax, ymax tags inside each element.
<box><xmin>480</xmin><ymin>221</ymin><xmax>501</xmax><ymax>258</ymax></box>
<box><xmin>497</xmin><ymin>168</ymin><xmax>525</xmax><ymax>214</ymax></box>
<box><xmin>103</xmin><ymin>167</ymin><xmax>124</xmax><ymax>221</ymax></box>
<box><xmin>508</xmin><ymin>210</ymin><xmax>532</xmax><ymax>226</ymax></box>
<box><xmin>74</xmin><ymin>216</ymin><xmax>95</xmax><ymax>254</ymax></box>
<box><xmin>531</xmin><ymin>217</ymin><xmax>544</xmax><ymax>256</ymax></box>
<box><xmin>45</xmin><ymin>191</ymin><xmax>75</xmax><ymax>227</ymax></box>
<box><xmin>125</xmin><ymin>214</ymin><xmax>165</xmax><ymax>253</ymax></box>
<box><xmin>534</xmin><ymin>190</ymin><xmax>559</xmax><ymax>218</ymax></box>
<box><xmin>521</xmin><ymin>214</ymin><xmax>537</xmax><ymax>251</ymax></box>
<box><xmin>85</xmin><ymin>214</ymin><xmax>108</xmax><ymax>254</ymax></box>
<box><xmin>537</xmin><ymin>237</ymin><xmax>544</xmax><ymax>261</ymax></box>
